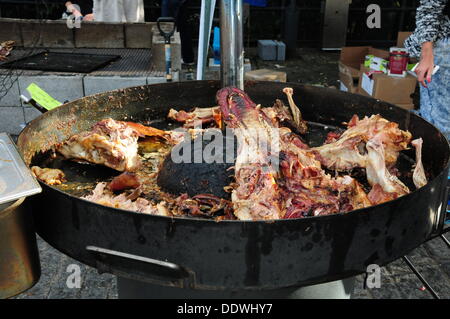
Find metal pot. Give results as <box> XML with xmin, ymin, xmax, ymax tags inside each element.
<box><xmin>16</xmin><ymin>80</ymin><xmax>450</xmax><ymax>290</ymax></box>
<box><xmin>0</xmin><ymin>198</ymin><xmax>41</xmax><ymax>299</ymax></box>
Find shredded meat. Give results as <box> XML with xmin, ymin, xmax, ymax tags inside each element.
<box><xmin>48</xmin><ymin>88</ymin><xmax>428</xmax><ymax>220</ymax></box>
<box><xmin>366</xmin><ymin>137</ymin><xmax>410</xmax><ymax>205</ymax></box>
<box><xmin>83</xmin><ymin>183</ymin><xmax>170</xmax><ymax>216</ymax></box>
<box><xmin>311</xmin><ymin>114</ymin><xmax>412</xmax><ymax>171</ymax></box>
<box><xmin>31</xmin><ymin>166</ymin><xmax>66</xmax><ymax>185</ymax></box>
<box><xmin>174</xmin><ymin>193</ymin><xmax>233</xmax><ymax>217</ymax></box>
<box><xmin>217</xmin><ymin>87</ymin><xmax>371</xmax><ymax>220</ymax></box>
<box><xmin>57</xmin><ymin>118</ymin><xmax>170</xmax><ymax>172</ymax></box>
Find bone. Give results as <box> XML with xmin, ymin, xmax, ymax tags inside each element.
<box><xmin>366</xmin><ymin>137</ymin><xmax>409</xmax><ymax>196</ymax></box>
<box><xmin>282</xmin><ymin>87</ymin><xmax>303</xmax><ymax>129</ymax></box>
<box><xmin>411</xmin><ymin>138</ymin><xmax>427</xmax><ymax>189</ymax></box>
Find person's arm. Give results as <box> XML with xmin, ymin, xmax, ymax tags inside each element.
<box><xmin>413</xmin><ymin>0</ymin><xmax>447</xmax><ymax>87</ymax></box>
<box><xmin>65</xmin><ymin>1</ymin><xmax>83</xmax><ymax>18</ymax></box>
<box><xmin>415</xmin><ymin>41</ymin><xmax>434</xmax><ymax>88</ymax></box>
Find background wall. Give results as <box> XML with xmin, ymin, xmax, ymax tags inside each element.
<box><xmin>0</xmin><ymin>0</ymin><xmax>419</xmax><ymax>48</ymax></box>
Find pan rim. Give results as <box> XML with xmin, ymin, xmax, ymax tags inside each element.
<box><xmin>21</xmin><ymin>80</ymin><xmax>450</xmax><ymax>224</ymax></box>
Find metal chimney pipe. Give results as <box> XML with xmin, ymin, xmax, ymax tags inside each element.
<box><xmin>220</xmin><ymin>0</ymin><xmax>244</xmax><ymax>89</ymax></box>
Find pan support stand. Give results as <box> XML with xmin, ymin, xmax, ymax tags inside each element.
<box><xmin>116</xmin><ymin>277</ymin><xmax>356</xmax><ymax>299</ymax></box>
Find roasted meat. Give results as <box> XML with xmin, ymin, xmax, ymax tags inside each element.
<box><xmin>217</xmin><ymin>87</ymin><xmax>284</xmax><ymax>220</ymax></box>
<box><xmin>217</xmin><ymin>87</ymin><xmax>371</xmax><ymax>220</ymax></box>
<box><xmin>168</xmin><ymin>107</ymin><xmax>222</xmax><ymax>128</ymax></box>
<box><xmin>311</xmin><ymin>114</ymin><xmax>412</xmax><ymax>171</ymax></box>
<box><xmin>108</xmin><ymin>172</ymin><xmax>140</xmax><ymax>191</ymax></box>
<box><xmin>31</xmin><ymin>166</ymin><xmax>66</xmax><ymax>185</ymax></box>
<box><xmin>50</xmin><ymin>88</ymin><xmax>427</xmax><ymax>221</ymax></box>
<box><xmin>57</xmin><ymin>118</ymin><xmax>170</xmax><ymax>172</ymax></box>
<box><xmin>174</xmin><ymin>193</ymin><xmax>233</xmax><ymax>218</ymax></box>
<box><xmin>83</xmin><ymin>182</ymin><xmax>170</xmax><ymax>216</ymax></box>
<box><xmin>278</xmin><ymin>128</ymin><xmax>370</xmax><ymax>218</ymax></box>
<box><xmin>366</xmin><ymin>137</ymin><xmax>410</xmax><ymax>205</ymax></box>
<box><xmin>0</xmin><ymin>40</ymin><xmax>14</xmax><ymax>61</ymax></box>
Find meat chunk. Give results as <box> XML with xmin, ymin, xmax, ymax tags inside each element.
<box><xmin>83</xmin><ymin>182</ymin><xmax>170</xmax><ymax>216</ymax></box>
<box><xmin>411</xmin><ymin>138</ymin><xmax>427</xmax><ymax>189</ymax></box>
<box><xmin>57</xmin><ymin>118</ymin><xmax>169</xmax><ymax>172</ymax></box>
<box><xmin>261</xmin><ymin>99</ymin><xmax>308</xmax><ymax>136</ymax></box>
<box><xmin>366</xmin><ymin>137</ymin><xmax>410</xmax><ymax>205</ymax></box>
<box><xmin>174</xmin><ymin>193</ymin><xmax>233</xmax><ymax>218</ymax></box>
<box><xmin>168</xmin><ymin>107</ymin><xmax>222</xmax><ymax>128</ymax></box>
<box><xmin>0</xmin><ymin>40</ymin><xmax>14</xmax><ymax>61</ymax></box>
<box><xmin>217</xmin><ymin>87</ymin><xmax>284</xmax><ymax>220</ymax></box>
<box><xmin>217</xmin><ymin>87</ymin><xmax>371</xmax><ymax>220</ymax></box>
<box><xmin>31</xmin><ymin>166</ymin><xmax>66</xmax><ymax>185</ymax></box>
<box><xmin>108</xmin><ymin>172</ymin><xmax>140</xmax><ymax>191</ymax></box>
<box><xmin>311</xmin><ymin>114</ymin><xmax>412</xmax><ymax>171</ymax></box>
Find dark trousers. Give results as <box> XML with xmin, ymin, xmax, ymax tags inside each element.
<box><xmin>161</xmin><ymin>0</ymin><xmax>194</xmax><ymax>64</ymax></box>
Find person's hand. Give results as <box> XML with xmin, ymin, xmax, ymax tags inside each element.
<box><xmin>415</xmin><ymin>42</ymin><xmax>434</xmax><ymax>88</ymax></box>
<box><xmin>83</xmin><ymin>13</ymin><xmax>94</xmax><ymax>21</ymax></box>
<box><xmin>65</xmin><ymin>2</ymin><xmax>83</xmax><ymax>18</ymax></box>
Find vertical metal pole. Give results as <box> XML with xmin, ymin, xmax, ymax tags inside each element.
<box><xmin>284</xmin><ymin>0</ymin><xmax>299</xmax><ymax>58</ymax></box>
<box><xmin>196</xmin><ymin>0</ymin><xmax>217</xmax><ymax>80</ymax></box>
<box><xmin>220</xmin><ymin>0</ymin><xmax>244</xmax><ymax>89</ymax></box>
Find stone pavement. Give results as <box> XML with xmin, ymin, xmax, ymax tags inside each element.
<box><xmin>14</xmin><ymin>232</ymin><xmax>449</xmax><ymax>299</ymax></box>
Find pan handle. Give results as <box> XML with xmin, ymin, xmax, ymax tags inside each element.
<box><xmin>86</xmin><ymin>246</ymin><xmax>195</xmax><ymax>287</ymax></box>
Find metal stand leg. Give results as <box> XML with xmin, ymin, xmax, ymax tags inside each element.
<box><xmin>402</xmin><ymin>256</ymin><xmax>440</xmax><ymax>299</ymax></box>
<box><xmin>116</xmin><ymin>276</ymin><xmax>355</xmax><ymax>299</ymax></box>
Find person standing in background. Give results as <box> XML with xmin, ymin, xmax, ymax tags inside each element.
<box><xmin>405</xmin><ymin>0</ymin><xmax>450</xmax><ymax>149</ymax></box>
<box><xmin>93</xmin><ymin>0</ymin><xmax>145</xmax><ymax>23</ymax></box>
<box><xmin>161</xmin><ymin>0</ymin><xmax>194</xmax><ymax>64</ymax></box>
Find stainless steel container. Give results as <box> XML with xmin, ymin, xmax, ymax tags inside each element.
<box><xmin>0</xmin><ymin>133</ymin><xmax>42</xmax><ymax>299</ymax></box>
<box><xmin>0</xmin><ymin>198</ymin><xmax>41</xmax><ymax>298</ymax></box>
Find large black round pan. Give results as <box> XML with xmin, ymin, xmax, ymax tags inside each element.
<box><xmin>17</xmin><ymin>81</ymin><xmax>449</xmax><ymax>290</ymax></box>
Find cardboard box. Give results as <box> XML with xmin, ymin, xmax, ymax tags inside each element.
<box><xmin>396</xmin><ymin>32</ymin><xmax>412</xmax><ymax>48</ymax></box>
<box><xmin>358</xmin><ymin>67</ymin><xmax>417</xmax><ymax>104</ymax></box>
<box><xmin>339</xmin><ymin>46</ymin><xmax>389</xmax><ymax>93</ymax></box>
<box><xmin>340</xmin><ymin>46</ymin><xmax>390</xmax><ymax>77</ymax></box>
<box><xmin>245</xmin><ymin>69</ymin><xmax>287</xmax><ymax>82</ymax></box>
<box><xmin>339</xmin><ymin>62</ymin><xmax>359</xmax><ymax>93</ymax></box>
<box><xmin>395</xmin><ymin>103</ymin><xmax>415</xmax><ymax>111</ymax></box>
